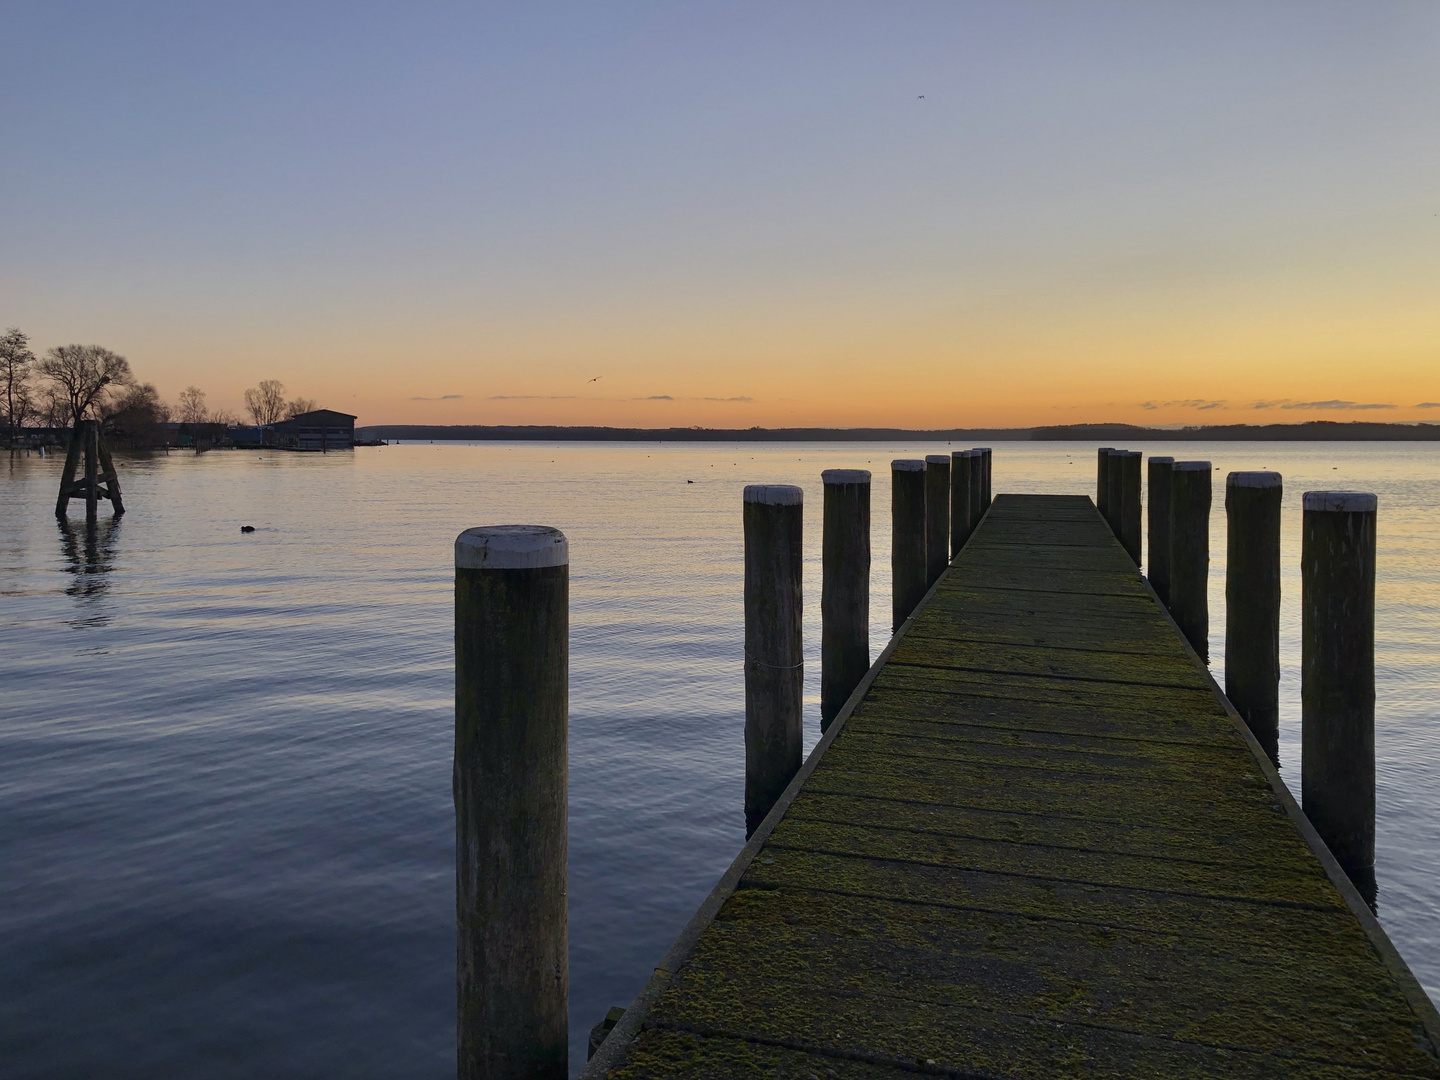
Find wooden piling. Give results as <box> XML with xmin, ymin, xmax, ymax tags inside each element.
<box><xmin>744</xmin><ymin>484</ymin><xmax>804</xmax><ymax>836</ymax></box>
<box><xmin>949</xmin><ymin>451</ymin><xmax>974</xmax><ymax>557</ymax></box>
<box><xmin>1118</xmin><ymin>450</ymin><xmax>1142</xmax><ymax>565</ymax></box>
<box><xmin>55</xmin><ymin>425</ymin><xmax>82</xmax><ymax>518</ymax></box>
<box><xmin>1105</xmin><ymin>449</ymin><xmax>1125</xmax><ymax>538</ymax></box>
<box><xmin>1096</xmin><ymin>448</ymin><xmax>1115</xmax><ymax>527</ymax></box>
<box><xmin>924</xmin><ymin>455</ymin><xmax>950</xmax><ymax>588</ymax></box>
<box><xmin>454</xmin><ymin>525</ymin><xmax>569</xmax><ymax>1080</ymax></box>
<box><xmin>821</xmin><ymin>470</ymin><xmax>870</xmax><ymax>732</ymax></box>
<box><xmin>1301</xmin><ymin>491</ymin><xmax>1377</xmax><ymax>905</ymax></box>
<box><xmin>891</xmin><ymin>460</ymin><xmax>927</xmax><ymax>632</ymax></box>
<box><xmin>1168</xmin><ymin>461</ymin><xmax>1211</xmax><ymax>659</ymax></box>
<box><xmin>977</xmin><ymin>447</ymin><xmax>993</xmax><ymax>511</ymax></box>
<box><xmin>967</xmin><ymin>450</ymin><xmax>984</xmax><ymax>533</ymax></box>
<box><xmin>1147</xmin><ymin>457</ymin><xmax>1175</xmax><ymax>605</ymax></box>
<box><xmin>83</xmin><ymin>421</ymin><xmax>99</xmax><ymax>523</ymax></box>
<box><xmin>1226</xmin><ymin>471</ymin><xmax>1283</xmax><ymax>765</ymax></box>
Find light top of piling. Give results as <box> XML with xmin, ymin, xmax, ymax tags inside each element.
<box><xmin>1098</xmin><ymin>446</ymin><xmax>1116</xmax><ymax>453</ymax></box>
<box><xmin>743</xmin><ymin>484</ymin><xmax>802</xmax><ymax>505</ymax></box>
<box><xmin>821</xmin><ymin>469</ymin><xmax>871</xmax><ymax>485</ymax></box>
<box><xmin>1150</xmin><ymin>456</ymin><xmax>1175</xmax><ymax>464</ymax></box>
<box><xmin>456</xmin><ymin>525</ymin><xmax>568</xmax><ymax>569</ymax></box>
<box><xmin>1229</xmin><ymin>471</ymin><xmax>1282</xmax><ymax>489</ymax></box>
<box><xmin>892</xmin><ymin>459</ymin><xmax>926</xmax><ymax>472</ymax></box>
<box><xmin>955</xmin><ymin>449</ymin><xmax>978</xmax><ymax>458</ymax></box>
<box><xmin>925</xmin><ymin>454</ymin><xmax>950</xmax><ymax>465</ymax></box>
<box><xmin>1173</xmin><ymin>460</ymin><xmax>1211</xmax><ymax>472</ymax></box>
<box><xmin>1304</xmin><ymin>491</ymin><xmax>1377</xmax><ymax>513</ymax></box>
<box><xmin>974</xmin><ymin>447</ymin><xmax>992</xmax><ymax>452</ymax></box>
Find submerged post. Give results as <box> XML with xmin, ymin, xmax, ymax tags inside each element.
<box><xmin>1118</xmin><ymin>450</ymin><xmax>1142</xmax><ymax>565</ymax></box>
<box><xmin>744</xmin><ymin>484</ymin><xmax>804</xmax><ymax>836</ymax></box>
<box><xmin>950</xmin><ymin>450</ymin><xmax>973</xmax><ymax>556</ymax></box>
<box><xmin>454</xmin><ymin>525</ymin><xmax>569</xmax><ymax>1080</ymax></box>
<box><xmin>891</xmin><ymin>460</ymin><xmax>927</xmax><ymax>631</ymax></box>
<box><xmin>1301</xmin><ymin>491</ymin><xmax>1377</xmax><ymax>906</ymax></box>
<box><xmin>924</xmin><ymin>455</ymin><xmax>950</xmax><ymax>587</ymax></box>
<box><xmin>1096</xmin><ymin>448</ymin><xmax>1115</xmax><ymax>523</ymax></box>
<box><xmin>977</xmin><ymin>447</ymin><xmax>993</xmax><ymax>511</ymax></box>
<box><xmin>1226</xmin><ymin>472</ymin><xmax>1283</xmax><ymax>765</ymax></box>
<box><xmin>821</xmin><ymin>470</ymin><xmax>870</xmax><ymax>731</ymax></box>
<box><xmin>1169</xmin><ymin>461</ymin><xmax>1211</xmax><ymax>659</ymax></box>
<box><xmin>1147</xmin><ymin>457</ymin><xmax>1175</xmax><ymax>605</ymax></box>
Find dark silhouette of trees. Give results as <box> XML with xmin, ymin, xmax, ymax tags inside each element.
<box><xmin>177</xmin><ymin>385</ymin><xmax>208</xmax><ymax>424</ymax></box>
<box><xmin>103</xmin><ymin>383</ymin><xmax>171</xmax><ymax>447</ymax></box>
<box><xmin>244</xmin><ymin>379</ymin><xmax>287</xmax><ymax>426</ymax></box>
<box><xmin>36</xmin><ymin>344</ymin><xmax>134</xmax><ymax>423</ymax></box>
<box><xmin>285</xmin><ymin>397</ymin><xmax>317</xmax><ymax>418</ymax></box>
<box><xmin>1</xmin><ymin>327</ymin><xmax>35</xmax><ymax>439</ymax></box>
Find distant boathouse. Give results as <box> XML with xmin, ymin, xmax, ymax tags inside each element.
<box><xmin>268</xmin><ymin>409</ymin><xmax>356</xmax><ymax>452</ymax></box>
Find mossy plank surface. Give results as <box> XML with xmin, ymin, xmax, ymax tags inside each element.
<box><xmin>601</xmin><ymin>494</ymin><xmax>1440</xmax><ymax>1080</ymax></box>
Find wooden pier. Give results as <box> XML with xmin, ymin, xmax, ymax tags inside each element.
<box><xmin>584</xmin><ymin>493</ymin><xmax>1440</xmax><ymax>1080</ymax></box>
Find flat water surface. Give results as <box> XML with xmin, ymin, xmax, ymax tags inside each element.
<box><xmin>3</xmin><ymin>440</ymin><xmax>1437</xmax><ymax>1076</ymax></box>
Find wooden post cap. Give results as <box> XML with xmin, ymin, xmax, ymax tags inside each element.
<box><xmin>456</xmin><ymin>525</ymin><xmax>568</xmax><ymax>569</ymax></box>
<box><xmin>1229</xmin><ymin>471</ymin><xmax>1282</xmax><ymax>489</ymax></box>
<box><xmin>892</xmin><ymin>459</ymin><xmax>925</xmax><ymax>472</ymax></box>
<box><xmin>925</xmin><ymin>454</ymin><xmax>949</xmax><ymax>465</ymax></box>
<box><xmin>1304</xmin><ymin>492</ymin><xmax>1377</xmax><ymax>512</ymax></box>
<box><xmin>744</xmin><ymin>484</ymin><xmax>802</xmax><ymax>505</ymax></box>
<box><xmin>822</xmin><ymin>469</ymin><xmax>871</xmax><ymax>484</ymax></box>
<box><xmin>1150</xmin><ymin>456</ymin><xmax>1175</xmax><ymax>464</ymax></box>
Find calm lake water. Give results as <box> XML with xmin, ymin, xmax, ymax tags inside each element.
<box><xmin>3</xmin><ymin>440</ymin><xmax>1437</xmax><ymax>1077</ymax></box>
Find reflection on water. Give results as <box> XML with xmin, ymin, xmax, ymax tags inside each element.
<box><xmin>57</xmin><ymin>517</ymin><xmax>122</xmax><ymax>617</ymax></box>
<box><xmin>1</xmin><ymin>441</ymin><xmax>1438</xmax><ymax>1077</ymax></box>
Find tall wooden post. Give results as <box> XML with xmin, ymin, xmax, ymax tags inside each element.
<box><xmin>950</xmin><ymin>450</ymin><xmax>974</xmax><ymax>556</ymax></box>
<box><xmin>1147</xmin><ymin>456</ymin><xmax>1175</xmax><ymax>605</ymax></box>
<box><xmin>744</xmin><ymin>484</ymin><xmax>804</xmax><ymax>836</ymax></box>
<box><xmin>1168</xmin><ymin>461</ymin><xmax>1211</xmax><ymax>660</ymax></box>
<box><xmin>924</xmin><ymin>455</ymin><xmax>950</xmax><ymax>588</ymax></box>
<box><xmin>454</xmin><ymin>525</ymin><xmax>569</xmax><ymax>1080</ymax></box>
<box><xmin>1118</xmin><ymin>450</ymin><xmax>1142</xmax><ymax>565</ymax></box>
<box><xmin>84</xmin><ymin>421</ymin><xmax>100</xmax><ymax>523</ymax></box>
<box><xmin>1226</xmin><ymin>471</ymin><xmax>1283</xmax><ymax>765</ymax></box>
<box><xmin>891</xmin><ymin>460</ymin><xmax>927</xmax><ymax>631</ymax></box>
<box><xmin>1105</xmin><ymin>449</ymin><xmax>1125</xmax><ymax>539</ymax></box>
<box><xmin>822</xmin><ymin>470</ymin><xmax>870</xmax><ymax>731</ymax></box>
<box><xmin>977</xmin><ymin>447</ymin><xmax>993</xmax><ymax>511</ymax></box>
<box><xmin>1301</xmin><ymin>491</ymin><xmax>1377</xmax><ymax>906</ymax></box>
<box><xmin>1096</xmin><ymin>448</ymin><xmax>1115</xmax><ymax>526</ymax></box>
<box><xmin>967</xmin><ymin>450</ymin><xmax>984</xmax><ymax>532</ymax></box>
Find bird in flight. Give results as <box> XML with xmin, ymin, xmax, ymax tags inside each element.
<box><xmin>918</xmin><ymin>94</ymin><xmax>924</xmax><ymax>99</ymax></box>
<box><xmin>588</xmin><ymin>376</ymin><xmax>602</xmax><ymax>382</ymax></box>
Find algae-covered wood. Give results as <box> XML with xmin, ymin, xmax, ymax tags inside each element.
<box><xmin>594</xmin><ymin>494</ymin><xmax>1440</xmax><ymax>1080</ymax></box>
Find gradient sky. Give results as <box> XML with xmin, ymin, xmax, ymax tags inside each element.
<box><xmin>4</xmin><ymin>2</ymin><xmax>1439</xmax><ymax>428</ymax></box>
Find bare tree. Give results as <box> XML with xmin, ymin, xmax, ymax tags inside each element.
<box><xmin>38</xmin><ymin>385</ymin><xmax>70</xmax><ymax>428</ymax></box>
<box><xmin>104</xmin><ymin>383</ymin><xmax>171</xmax><ymax>446</ymax></box>
<box><xmin>244</xmin><ymin>379</ymin><xmax>287</xmax><ymax>426</ymax></box>
<box><xmin>36</xmin><ymin>344</ymin><xmax>134</xmax><ymax>424</ymax></box>
<box><xmin>1</xmin><ymin>327</ymin><xmax>35</xmax><ymax>439</ymax></box>
<box><xmin>285</xmin><ymin>397</ymin><xmax>317</xmax><ymax>419</ymax></box>
<box><xmin>177</xmin><ymin>385</ymin><xmax>208</xmax><ymax>424</ymax></box>
<box><xmin>210</xmin><ymin>406</ymin><xmax>240</xmax><ymax>426</ymax></box>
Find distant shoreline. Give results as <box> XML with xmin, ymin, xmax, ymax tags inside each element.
<box><xmin>356</xmin><ymin>421</ymin><xmax>1440</xmax><ymax>442</ymax></box>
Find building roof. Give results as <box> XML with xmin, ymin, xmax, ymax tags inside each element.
<box><xmin>276</xmin><ymin>409</ymin><xmax>357</xmax><ymax>425</ymax></box>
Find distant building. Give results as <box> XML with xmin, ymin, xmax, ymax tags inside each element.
<box><xmin>231</xmin><ymin>426</ymin><xmax>265</xmax><ymax>447</ymax></box>
<box><xmin>267</xmin><ymin>409</ymin><xmax>356</xmax><ymax>451</ymax></box>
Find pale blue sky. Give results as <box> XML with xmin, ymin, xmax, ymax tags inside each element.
<box><xmin>4</xmin><ymin>2</ymin><xmax>1438</xmax><ymax>426</ymax></box>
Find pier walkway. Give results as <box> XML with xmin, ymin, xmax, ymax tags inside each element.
<box><xmin>587</xmin><ymin>494</ymin><xmax>1440</xmax><ymax>1080</ymax></box>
